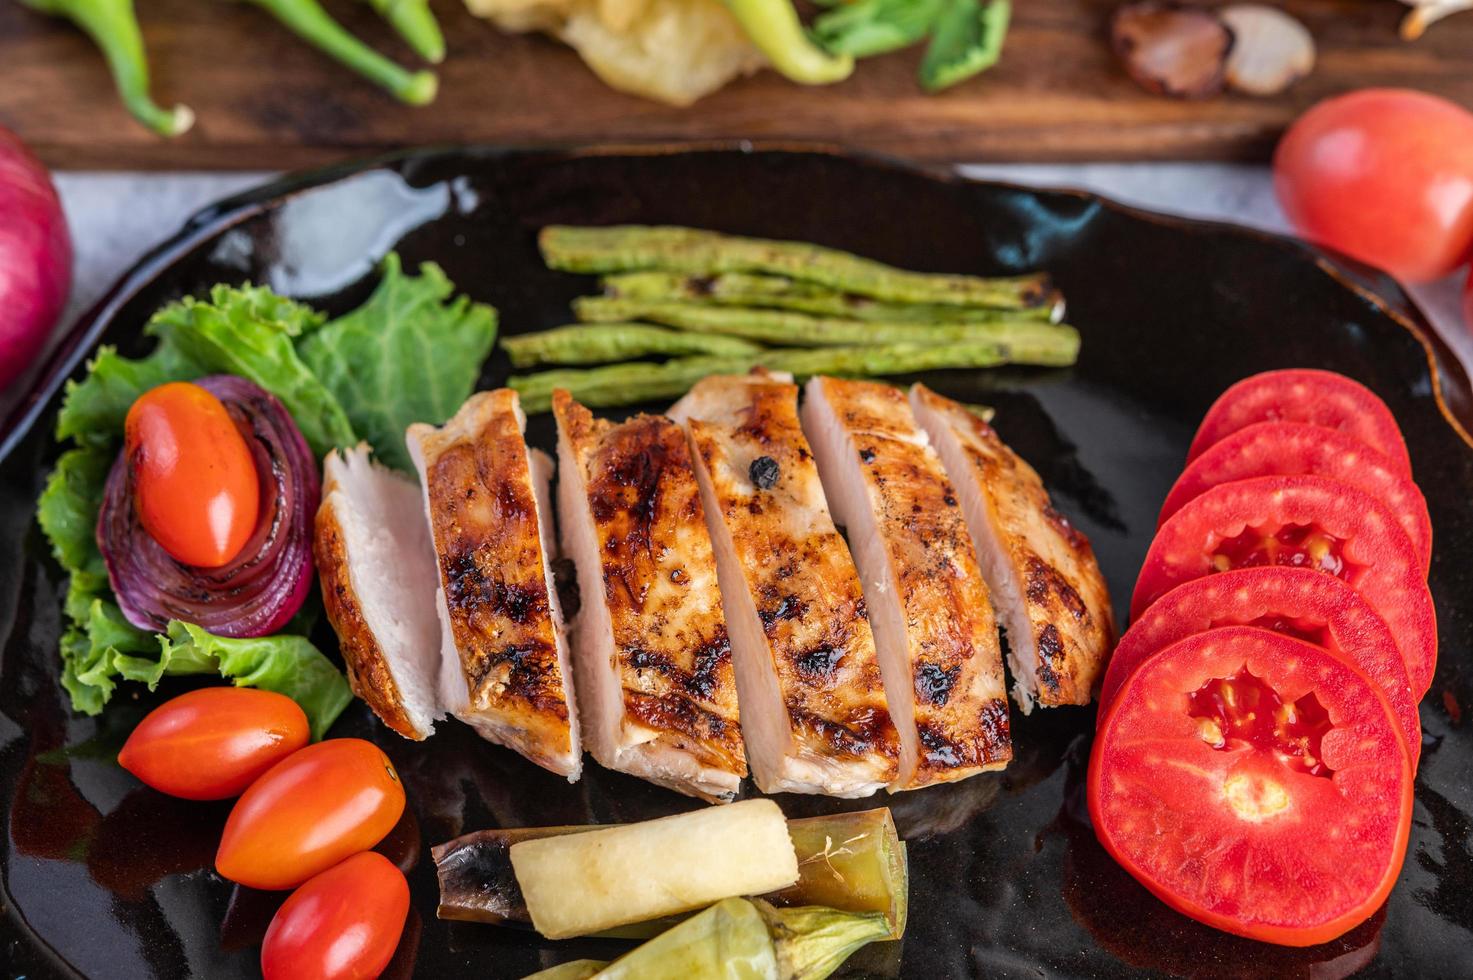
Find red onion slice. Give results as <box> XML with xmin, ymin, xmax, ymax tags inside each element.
<box><xmin>99</xmin><ymin>375</ymin><xmax>319</xmax><ymax>637</ymax></box>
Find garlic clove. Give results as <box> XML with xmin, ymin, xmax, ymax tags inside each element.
<box><xmin>1221</xmin><ymin>4</ymin><xmax>1316</xmax><ymax>96</ymax></box>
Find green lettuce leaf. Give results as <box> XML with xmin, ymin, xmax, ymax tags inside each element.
<box><xmin>37</xmin><ymin>446</ymin><xmax>111</xmax><ymax>585</ymax></box>
<box><xmin>56</xmin><ymin>342</ymin><xmax>204</xmax><ymax>447</ymax></box>
<box><xmin>298</xmin><ymin>253</ymin><xmax>498</xmax><ymax>472</ymax></box>
<box><xmin>145</xmin><ymin>285</ymin><xmax>354</xmax><ymax>457</ymax></box>
<box><xmin>159</xmin><ymin>622</ymin><xmax>353</xmax><ymax>740</ymax></box>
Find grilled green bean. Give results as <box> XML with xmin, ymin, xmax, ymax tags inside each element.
<box><xmin>510</xmin><ymin>341</ymin><xmax>1011</xmax><ymax>413</ymax></box>
<box><xmin>501</xmin><ymin>323</ymin><xmax>763</xmax><ymax>368</ymax></box>
<box><xmin>599</xmin><ymin>272</ymin><xmax>1060</xmax><ymax>323</ymax></box>
<box><xmin>573</xmin><ymin>298</ymin><xmax>1078</xmax><ymax>366</ymax></box>
<box><xmin>540</xmin><ymin>226</ymin><xmax>1053</xmax><ymax>309</ymax></box>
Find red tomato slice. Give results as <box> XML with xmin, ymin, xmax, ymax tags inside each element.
<box><xmin>1089</xmin><ymin>626</ymin><xmax>1413</xmax><ymax>947</ymax></box>
<box><xmin>1186</xmin><ymin>370</ymin><xmax>1411</xmax><ymax>477</ymax></box>
<box><xmin>1099</xmin><ymin>567</ymin><xmax>1418</xmax><ymax>767</ymax></box>
<box><xmin>261</xmin><ymin>851</ymin><xmax>409</xmax><ymax>980</ymax></box>
<box><xmin>1161</xmin><ymin>422</ymin><xmax>1432</xmax><ymax>574</ymax></box>
<box><xmin>118</xmin><ymin>688</ymin><xmax>310</xmax><ymax>800</ymax></box>
<box><xmin>1132</xmin><ymin>475</ymin><xmax>1436</xmax><ymax>698</ymax></box>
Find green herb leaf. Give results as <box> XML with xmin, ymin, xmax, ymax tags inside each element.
<box><xmin>811</xmin><ymin>0</ymin><xmax>943</xmax><ymax>59</ymax></box>
<box><xmin>159</xmin><ymin>622</ymin><xmax>353</xmax><ymax>740</ymax></box>
<box><xmin>145</xmin><ymin>285</ymin><xmax>355</xmax><ymax>457</ymax></box>
<box><xmin>919</xmin><ymin>0</ymin><xmax>1011</xmax><ymax>93</ymax></box>
<box><xmin>298</xmin><ymin>253</ymin><xmax>498</xmax><ymax>472</ymax></box>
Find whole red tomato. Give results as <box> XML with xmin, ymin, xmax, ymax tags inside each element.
<box><xmin>118</xmin><ymin>688</ymin><xmax>308</xmax><ymax>800</ymax></box>
<box><xmin>261</xmin><ymin>851</ymin><xmax>409</xmax><ymax>980</ymax></box>
<box><xmin>216</xmin><ymin>738</ymin><xmax>405</xmax><ymax>890</ymax></box>
<box><xmin>1274</xmin><ymin>89</ymin><xmax>1473</xmax><ymax>283</ymax></box>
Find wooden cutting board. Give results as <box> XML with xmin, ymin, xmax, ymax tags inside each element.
<box><xmin>2</xmin><ymin>0</ymin><xmax>1471</xmax><ymax>169</ymax></box>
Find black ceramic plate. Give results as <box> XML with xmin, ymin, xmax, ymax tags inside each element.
<box><xmin>2</xmin><ymin>148</ymin><xmax>1471</xmax><ymax>980</ymax></box>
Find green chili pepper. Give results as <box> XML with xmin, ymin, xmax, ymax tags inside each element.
<box><xmin>920</xmin><ymin>0</ymin><xmax>1011</xmax><ymax>93</ymax></box>
<box><xmin>19</xmin><ymin>0</ymin><xmax>193</xmax><ymax>136</ymax></box>
<box><xmin>811</xmin><ymin>0</ymin><xmax>943</xmax><ymax>59</ymax></box>
<box><xmin>244</xmin><ymin>0</ymin><xmax>438</xmax><ymax>104</ymax></box>
<box><xmin>363</xmin><ymin>0</ymin><xmax>444</xmax><ymax>63</ymax></box>
<box><xmin>722</xmin><ymin>0</ymin><xmax>854</xmax><ymax>85</ymax></box>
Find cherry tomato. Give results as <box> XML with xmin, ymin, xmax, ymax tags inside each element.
<box><xmin>118</xmin><ymin>688</ymin><xmax>309</xmax><ymax>801</ymax></box>
<box><xmin>1098</xmin><ymin>567</ymin><xmax>1419</xmax><ymax>768</ymax></box>
<box><xmin>1164</xmin><ymin>422</ymin><xmax>1431</xmax><ymax>573</ymax></box>
<box><xmin>125</xmin><ymin>381</ymin><xmax>261</xmax><ymax>568</ymax></box>
<box><xmin>1090</xmin><ymin>627</ymin><xmax>1413</xmax><ymax>946</ymax></box>
<box><xmin>1186</xmin><ymin>369</ymin><xmax>1410</xmax><ymax>476</ymax></box>
<box><xmin>261</xmin><ymin>852</ymin><xmax>409</xmax><ymax>980</ymax></box>
<box><xmin>1274</xmin><ymin>89</ymin><xmax>1473</xmax><ymax>283</ymax></box>
<box><xmin>1132</xmin><ymin>475</ymin><xmax>1437</xmax><ymax>698</ymax></box>
<box><xmin>216</xmin><ymin>738</ymin><xmax>405</xmax><ymax>890</ymax></box>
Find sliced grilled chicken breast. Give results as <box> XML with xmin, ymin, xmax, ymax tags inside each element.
<box><xmin>669</xmin><ymin>372</ymin><xmax>900</xmax><ymax>797</ymax></box>
<box><xmin>553</xmin><ymin>389</ymin><xmax>746</xmax><ymax>803</ymax></box>
<box><xmin>909</xmin><ymin>384</ymin><xmax>1115</xmax><ymax>712</ymax></box>
<box><xmin>801</xmin><ymin>377</ymin><xmax>1011</xmax><ymax>790</ymax></box>
<box><xmin>407</xmin><ymin>390</ymin><xmax>581</xmax><ymax>780</ymax></box>
<box><xmin>315</xmin><ymin>445</ymin><xmax>443</xmax><ymax>740</ymax></box>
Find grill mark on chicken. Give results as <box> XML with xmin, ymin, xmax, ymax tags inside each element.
<box><xmin>788</xmin><ymin>705</ymin><xmax>894</xmax><ymax>759</ymax></box>
<box><xmin>1025</xmin><ymin>556</ymin><xmax>1091</xmax><ymax>624</ymax></box>
<box><xmin>915</xmin><ymin>662</ymin><xmax>961</xmax><ymax>706</ymax></box>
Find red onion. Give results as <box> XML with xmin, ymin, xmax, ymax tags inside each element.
<box><xmin>0</xmin><ymin>125</ymin><xmax>71</xmax><ymax>390</ymax></box>
<box><xmin>99</xmin><ymin>376</ymin><xmax>319</xmax><ymax>637</ymax></box>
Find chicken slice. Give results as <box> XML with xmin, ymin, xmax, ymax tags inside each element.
<box><xmin>801</xmin><ymin>377</ymin><xmax>1011</xmax><ymax>790</ymax></box>
<box><xmin>553</xmin><ymin>388</ymin><xmax>746</xmax><ymax>803</ymax></box>
<box><xmin>407</xmin><ymin>390</ymin><xmax>581</xmax><ymax>779</ymax></box>
<box><xmin>668</xmin><ymin>372</ymin><xmax>900</xmax><ymax>797</ymax></box>
<box><xmin>909</xmin><ymin>384</ymin><xmax>1115</xmax><ymax>712</ymax></box>
<box><xmin>315</xmin><ymin>445</ymin><xmax>443</xmax><ymax>740</ymax></box>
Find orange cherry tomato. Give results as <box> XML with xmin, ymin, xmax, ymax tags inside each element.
<box><xmin>261</xmin><ymin>852</ymin><xmax>409</xmax><ymax>980</ymax></box>
<box><xmin>125</xmin><ymin>381</ymin><xmax>261</xmax><ymax>567</ymax></box>
<box><xmin>118</xmin><ymin>688</ymin><xmax>309</xmax><ymax>801</ymax></box>
<box><xmin>216</xmin><ymin>738</ymin><xmax>405</xmax><ymax>890</ymax></box>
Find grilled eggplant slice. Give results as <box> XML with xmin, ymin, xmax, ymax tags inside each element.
<box><xmin>408</xmin><ymin>389</ymin><xmax>581</xmax><ymax>779</ymax></box>
<box><xmin>553</xmin><ymin>389</ymin><xmax>746</xmax><ymax>803</ymax></box>
<box><xmin>315</xmin><ymin>444</ymin><xmax>443</xmax><ymax>740</ymax></box>
<box><xmin>801</xmin><ymin>377</ymin><xmax>1011</xmax><ymax>789</ymax></box>
<box><xmin>669</xmin><ymin>372</ymin><xmax>899</xmax><ymax>797</ymax></box>
<box><xmin>910</xmin><ymin>384</ymin><xmax>1114</xmax><ymax>711</ymax></box>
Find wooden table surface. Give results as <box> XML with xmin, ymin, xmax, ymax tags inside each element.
<box><xmin>3</xmin><ymin>0</ymin><xmax>1471</xmax><ymax>170</ymax></box>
